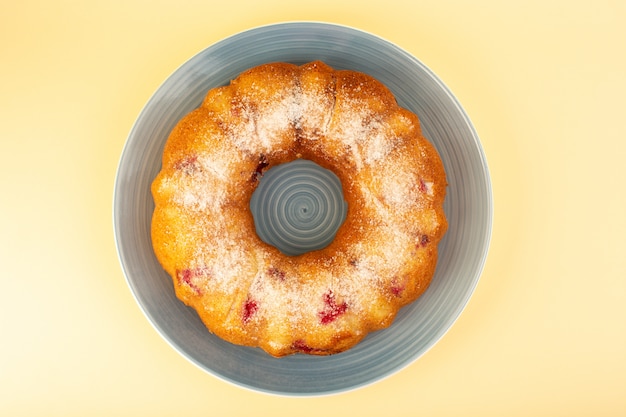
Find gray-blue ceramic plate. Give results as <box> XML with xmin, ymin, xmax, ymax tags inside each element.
<box><xmin>113</xmin><ymin>22</ymin><xmax>492</xmax><ymax>396</ymax></box>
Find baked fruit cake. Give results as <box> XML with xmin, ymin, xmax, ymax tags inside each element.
<box><xmin>151</xmin><ymin>61</ymin><xmax>448</xmax><ymax>357</ymax></box>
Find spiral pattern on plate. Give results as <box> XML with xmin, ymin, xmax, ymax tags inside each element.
<box><xmin>250</xmin><ymin>159</ymin><xmax>347</xmax><ymax>256</ymax></box>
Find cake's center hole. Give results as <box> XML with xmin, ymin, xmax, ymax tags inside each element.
<box><xmin>250</xmin><ymin>159</ymin><xmax>348</xmax><ymax>256</ymax></box>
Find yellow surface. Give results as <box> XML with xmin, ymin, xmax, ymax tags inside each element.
<box><xmin>1</xmin><ymin>0</ymin><xmax>625</xmax><ymax>415</ymax></box>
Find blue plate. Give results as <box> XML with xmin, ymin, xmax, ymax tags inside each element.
<box><xmin>114</xmin><ymin>22</ymin><xmax>492</xmax><ymax>396</ymax></box>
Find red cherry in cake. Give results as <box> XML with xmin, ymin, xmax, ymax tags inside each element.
<box><xmin>291</xmin><ymin>339</ymin><xmax>327</xmax><ymax>354</ymax></box>
<box><xmin>292</xmin><ymin>339</ymin><xmax>314</xmax><ymax>353</ymax></box>
<box><xmin>174</xmin><ymin>155</ymin><xmax>201</xmax><ymax>175</ymax></box>
<box><xmin>418</xmin><ymin>178</ymin><xmax>428</xmax><ymax>193</ymax></box>
<box><xmin>176</xmin><ymin>267</ymin><xmax>208</xmax><ymax>294</ymax></box>
<box><xmin>268</xmin><ymin>267</ymin><xmax>286</xmax><ymax>281</ymax></box>
<box><xmin>242</xmin><ymin>297</ymin><xmax>258</xmax><ymax>324</ymax></box>
<box><xmin>251</xmin><ymin>154</ymin><xmax>269</xmax><ymax>182</ymax></box>
<box><xmin>390</xmin><ymin>276</ymin><xmax>407</xmax><ymax>297</ymax></box>
<box><xmin>318</xmin><ymin>290</ymin><xmax>348</xmax><ymax>324</ymax></box>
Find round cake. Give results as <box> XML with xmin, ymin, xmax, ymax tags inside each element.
<box><xmin>151</xmin><ymin>61</ymin><xmax>448</xmax><ymax>357</ymax></box>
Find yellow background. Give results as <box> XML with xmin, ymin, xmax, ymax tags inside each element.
<box><xmin>1</xmin><ymin>0</ymin><xmax>625</xmax><ymax>415</ymax></box>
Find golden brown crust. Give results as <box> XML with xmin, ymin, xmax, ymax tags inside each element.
<box><xmin>151</xmin><ymin>61</ymin><xmax>447</xmax><ymax>357</ymax></box>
